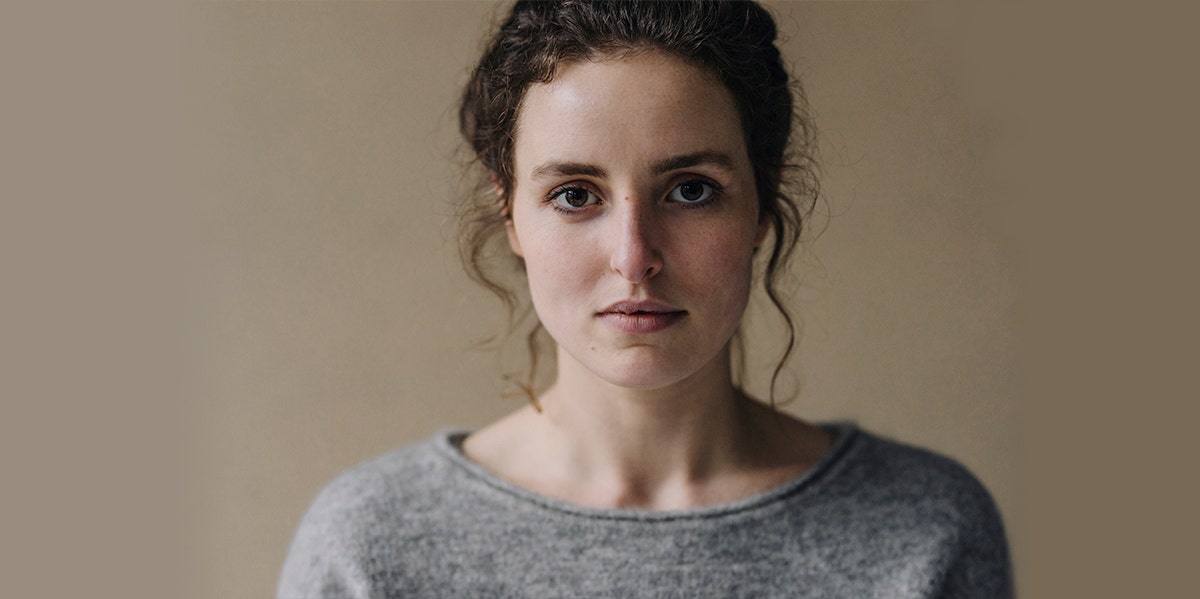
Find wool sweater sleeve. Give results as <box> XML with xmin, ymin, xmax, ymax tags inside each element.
<box><xmin>277</xmin><ymin>443</ymin><xmax>456</xmax><ymax>599</ymax></box>
<box><xmin>276</xmin><ymin>469</ymin><xmax>382</xmax><ymax>599</ymax></box>
<box><xmin>934</xmin><ymin>466</ymin><xmax>1014</xmax><ymax>598</ymax></box>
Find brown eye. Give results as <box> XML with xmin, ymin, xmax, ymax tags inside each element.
<box><xmin>668</xmin><ymin>180</ymin><xmax>716</xmax><ymax>204</ymax></box>
<box><xmin>564</xmin><ymin>189</ymin><xmax>587</xmax><ymax>206</ymax></box>
<box><xmin>551</xmin><ymin>186</ymin><xmax>599</xmax><ymax>210</ymax></box>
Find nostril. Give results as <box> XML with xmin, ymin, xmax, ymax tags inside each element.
<box><xmin>607</xmin><ymin>207</ymin><xmax>664</xmax><ymax>282</ymax></box>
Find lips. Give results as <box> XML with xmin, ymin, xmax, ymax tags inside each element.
<box><xmin>596</xmin><ymin>300</ymin><xmax>686</xmax><ymax>334</ymax></box>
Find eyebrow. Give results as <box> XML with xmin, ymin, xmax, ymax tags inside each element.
<box><xmin>527</xmin><ymin>151</ymin><xmax>737</xmax><ymax>182</ymax></box>
<box><xmin>650</xmin><ymin>151</ymin><xmax>737</xmax><ymax>175</ymax></box>
<box><xmin>530</xmin><ymin>162</ymin><xmax>608</xmax><ymax>181</ymax></box>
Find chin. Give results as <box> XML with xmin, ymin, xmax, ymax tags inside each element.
<box><xmin>585</xmin><ymin>350</ymin><xmax>704</xmax><ymax>391</ymax></box>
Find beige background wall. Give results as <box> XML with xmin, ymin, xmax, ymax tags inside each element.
<box><xmin>9</xmin><ymin>1</ymin><xmax>1199</xmax><ymax>598</ymax></box>
<box><xmin>185</xmin><ymin>2</ymin><xmax>1020</xmax><ymax>597</ymax></box>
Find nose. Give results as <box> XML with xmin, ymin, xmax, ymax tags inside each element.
<box><xmin>608</xmin><ymin>200</ymin><xmax>663</xmax><ymax>284</ymax></box>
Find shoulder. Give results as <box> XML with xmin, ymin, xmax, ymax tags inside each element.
<box><xmin>304</xmin><ymin>435</ymin><xmax>456</xmax><ymax>520</ymax></box>
<box><xmin>821</xmin><ymin>425</ymin><xmax>1012</xmax><ymax>596</ymax></box>
<box><xmin>276</xmin><ymin>433</ymin><xmax>466</xmax><ymax>598</ymax></box>
<box><xmin>832</xmin><ymin>426</ymin><xmax>1003</xmax><ymax>524</ymax></box>
<box><xmin>290</xmin><ymin>432</ymin><xmax>477</xmax><ymax>549</ymax></box>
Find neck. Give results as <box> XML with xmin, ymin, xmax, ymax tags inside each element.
<box><xmin>462</xmin><ymin>344</ymin><xmax>832</xmax><ymax>511</ymax></box>
<box><xmin>533</xmin><ymin>344</ymin><xmax>756</xmax><ymax>507</ymax></box>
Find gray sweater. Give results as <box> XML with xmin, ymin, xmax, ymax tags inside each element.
<box><xmin>277</xmin><ymin>424</ymin><xmax>1011</xmax><ymax>598</ymax></box>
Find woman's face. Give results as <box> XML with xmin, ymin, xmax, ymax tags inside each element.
<box><xmin>506</xmin><ymin>52</ymin><xmax>765</xmax><ymax>391</ymax></box>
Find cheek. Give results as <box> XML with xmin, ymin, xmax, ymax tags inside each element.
<box><xmin>527</xmin><ymin>261</ymin><xmax>580</xmax><ymax>301</ymax></box>
<box><xmin>686</xmin><ymin>227</ymin><xmax>757</xmax><ymax>286</ymax></box>
<box><xmin>716</xmin><ymin>253</ymin><xmax>756</xmax><ymax>312</ymax></box>
<box><xmin>682</xmin><ymin>228</ymin><xmax>758</xmax><ymax>317</ymax></box>
<box><xmin>517</xmin><ymin>228</ymin><xmax>595</xmax><ymax>309</ymax></box>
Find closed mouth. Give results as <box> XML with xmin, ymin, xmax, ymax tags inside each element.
<box><xmin>598</xmin><ymin>300</ymin><xmax>685</xmax><ymax>316</ymax></box>
<box><xmin>596</xmin><ymin>300</ymin><xmax>686</xmax><ymax>334</ymax></box>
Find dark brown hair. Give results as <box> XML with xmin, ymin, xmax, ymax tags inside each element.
<box><xmin>457</xmin><ymin>0</ymin><xmax>819</xmax><ymax>406</ymax></box>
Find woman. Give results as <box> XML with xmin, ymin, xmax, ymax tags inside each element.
<box><xmin>278</xmin><ymin>1</ymin><xmax>1011</xmax><ymax>597</ymax></box>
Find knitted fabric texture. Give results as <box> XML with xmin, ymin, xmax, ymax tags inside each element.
<box><xmin>277</xmin><ymin>424</ymin><xmax>1012</xmax><ymax>598</ymax></box>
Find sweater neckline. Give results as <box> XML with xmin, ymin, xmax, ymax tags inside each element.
<box><xmin>430</xmin><ymin>421</ymin><xmax>861</xmax><ymax>522</ymax></box>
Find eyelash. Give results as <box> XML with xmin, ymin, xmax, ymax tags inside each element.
<box><xmin>545</xmin><ymin>178</ymin><xmax>724</xmax><ymax>214</ymax></box>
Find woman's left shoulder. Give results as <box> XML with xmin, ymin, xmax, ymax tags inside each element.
<box><xmin>827</xmin><ymin>424</ymin><xmax>1007</xmax><ymax>531</ymax></box>
<box><xmin>819</xmin><ymin>425</ymin><xmax>1013</xmax><ymax>596</ymax></box>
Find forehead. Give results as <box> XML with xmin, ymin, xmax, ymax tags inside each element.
<box><xmin>512</xmin><ymin>52</ymin><xmax>748</xmax><ymax>175</ymax></box>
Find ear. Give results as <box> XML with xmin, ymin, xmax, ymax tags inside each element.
<box><xmin>492</xmin><ymin>174</ymin><xmax>524</xmax><ymax>257</ymax></box>
<box><xmin>754</xmin><ymin>172</ymin><xmax>779</xmax><ymax>250</ymax></box>
<box><xmin>490</xmin><ymin>174</ymin><xmax>505</xmax><ymax>208</ymax></box>
<box><xmin>754</xmin><ymin>213</ymin><xmax>770</xmax><ymax>249</ymax></box>
<box><xmin>505</xmin><ymin>219</ymin><xmax>524</xmax><ymax>257</ymax></box>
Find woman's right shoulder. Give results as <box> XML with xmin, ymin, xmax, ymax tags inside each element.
<box><xmin>276</xmin><ymin>433</ymin><xmax>467</xmax><ymax>597</ymax></box>
<box><xmin>300</xmin><ymin>433</ymin><xmax>463</xmax><ymax>526</ymax></box>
